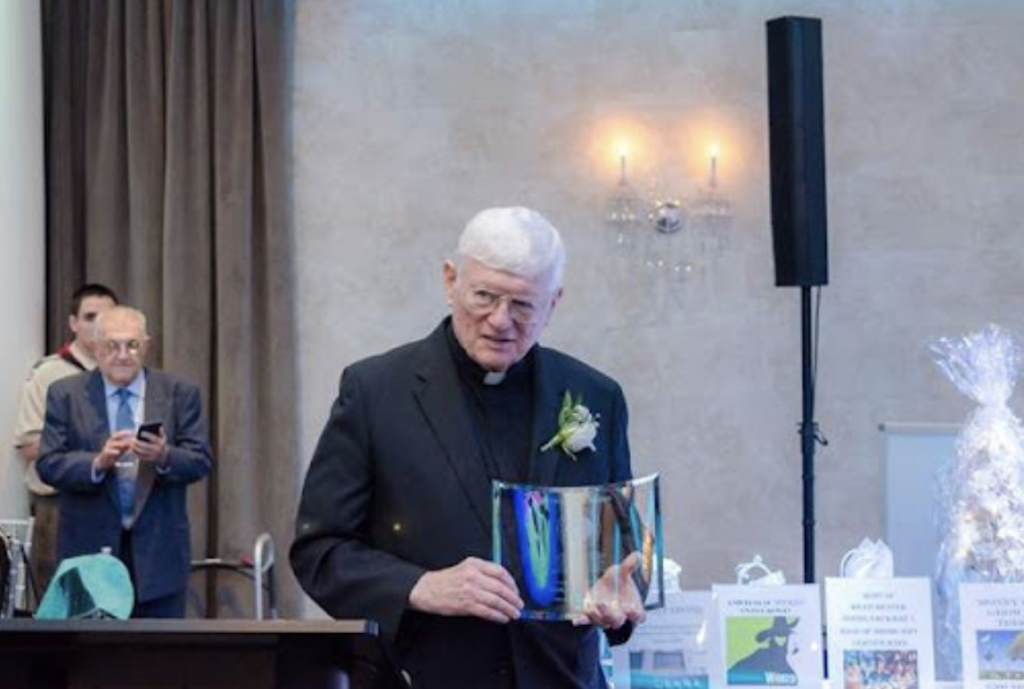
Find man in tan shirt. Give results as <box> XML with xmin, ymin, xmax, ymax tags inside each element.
<box><xmin>13</xmin><ymin>283</ymin><xmax>118</xmax><ymax>599</ymax></box>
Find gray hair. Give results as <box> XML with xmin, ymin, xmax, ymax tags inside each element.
<box><xmin>454</xmin><ymin>207</ymin><xmax>566</xmax><ymax>292</ymax></box>
<box><xmin>95</xmin><ymin>305</ymin><xmax>149</xmax><ymax>339</ymax></box>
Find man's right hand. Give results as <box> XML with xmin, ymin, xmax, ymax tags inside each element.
<box><xmin>16</xmin><ymin>438</ymin><xmax>41</xmax><ymax>464</ymax></box>
<box><xmin>93</xmin><ymin>430</ymin><xmax>134</xmax><ymax>471</ymax></box>
<box><xmin>408</xmin><ymin>556</ymin><xmax>524</xmax><ymax>624</ymax></box>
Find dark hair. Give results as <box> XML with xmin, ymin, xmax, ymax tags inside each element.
<box><xmin>69</xmin><ymin>283</ymin><xmax>119</xmax><ymax>316</ymax></box>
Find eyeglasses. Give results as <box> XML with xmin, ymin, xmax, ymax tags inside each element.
<box><xmin>460</xmin><ymin>287</ymin><xmax>549</xmax><ymax>324</ymax></box>
<box><xmin>101</xmin><ymin>339</ymin><xmax>144</xmax><ymax>356</ymax></box>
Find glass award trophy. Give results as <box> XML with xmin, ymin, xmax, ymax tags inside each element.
<box><xmin>492</xmin><ymin>473</ymin><xmax>664</xmax><ymax>621</ymax></box>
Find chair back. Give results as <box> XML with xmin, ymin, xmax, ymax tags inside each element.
<box><xmin>0</xmin><ymin>518</ymin><xmax>35</xmax><ymax>616</ymax></box>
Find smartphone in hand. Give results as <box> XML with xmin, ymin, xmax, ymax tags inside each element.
<box><xmin>136</xmin><ymin>421</ymin><xmax>163</xmax><ymax>439</ymax></box>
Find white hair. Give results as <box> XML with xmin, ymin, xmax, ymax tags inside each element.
<box><xmin>96</xmin><ymin>305</ymin><xmax>149</xmax><ymax>339</ymax></box>
<box><xmin>454</xmin><ymin>207</ymin><xmax>566</xmax><ymax>292</ymax></box>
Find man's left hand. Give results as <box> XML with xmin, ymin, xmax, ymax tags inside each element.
<box><xmin>133</xmin><ymin>428</ymin><xmax>168</xmax><ymax>465</ymax></box>
<box><xmin>573</xmin><ymin>551</ymin><xmax>648</xmax><ymax>630</ymax></box>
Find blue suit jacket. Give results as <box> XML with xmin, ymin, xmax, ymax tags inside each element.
<box><xmin>291</xmin><ymin>321</ymin><xmax>632</xmax><ymax>688</ymax></box>
<box><xmin>37</xmin><ymin>368</ymin><xmax>212</xmax><ymax>602</ymax></box>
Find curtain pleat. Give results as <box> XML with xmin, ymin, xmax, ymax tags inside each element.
<box><xmin>124</xmin><ymin>1</ymin><xmax>166</xmax><ymax>356</ymax></box>
<box><xmin>43</xmin><ymin>1</ymin><xmax>88</xmax><ymax>336</ymax></box>
<box><xmin>83</xmin><ymin>4</ymin><xmax>130</xmax><ymax>285</ymax></box>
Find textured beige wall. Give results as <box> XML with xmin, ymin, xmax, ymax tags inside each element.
<box><xmin>293</xmin><ymin>0</ymin><xmax>1024</xmax><ymax>588</ymax></box>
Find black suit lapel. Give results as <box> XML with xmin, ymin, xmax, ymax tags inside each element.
<box><xmin>412</xmin><ymin>329</ymin><xmax>493</xmax><ymax>541</ymax></box>
<box><xmin>529</xmin><ymin>348</ymin><xmax>565</xmax><ymax>486</ymax></box>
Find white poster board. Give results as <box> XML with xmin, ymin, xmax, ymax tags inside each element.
<box><xmin>960</xmin><ymin>582</ymin><xmax>1024</xmax><ymax>687</ymax></box>
<box><xmin>709</xmin><ymin>584</ymin><xmax>823</xmax><ymax>688</ymax></box>
<box><xmin>612</xmin><ymin>590</ymin><xmax>712</xmax><ymax>689</ymax></box>
<box><xmin>824</xmin><ymin>577</ymin><xmax>935</xmax><ymax>688</ymax></box>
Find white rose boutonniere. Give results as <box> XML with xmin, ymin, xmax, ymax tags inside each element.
<box><xmin>540</xmin><ymin>391</ymin><xmax>599</xmax><ymax>460</ymax></box>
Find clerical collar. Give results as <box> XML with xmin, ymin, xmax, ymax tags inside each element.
<box><xmin>444</xmin><ymin>319</ymin><xmax>534</xmax><ymax>388</ymax></box>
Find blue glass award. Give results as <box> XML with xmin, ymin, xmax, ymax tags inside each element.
<box><xmin>492</xmin><ymin>473</ymin><xmax>664</xmax><ymax>621</ymax></box>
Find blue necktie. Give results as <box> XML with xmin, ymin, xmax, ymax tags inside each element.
<box><xmin>114</xmin><ymin>388</ymin><xmax>135</xmax><ymax>526</ymax></box>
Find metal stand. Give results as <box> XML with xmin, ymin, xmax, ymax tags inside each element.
<box><xmin>190</xmin><ymin>532</ymin><xmax>278</xmax><ymax>620</ymax></box>
<box><xmin>800</xmin><ymin>286</ymin><xmax>823</xmax><ymax>583</ymax></box>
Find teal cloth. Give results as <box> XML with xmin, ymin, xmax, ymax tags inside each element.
<box><xmin>35</xmin><ymin>552</ymin><xmax>134</xmax><ymax>619</ymax></box>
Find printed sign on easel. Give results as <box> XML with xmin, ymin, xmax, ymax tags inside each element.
<box><xmin>961</xmin><ymin>582</ymin><xmax>1024</xmax><ymax>687</ymax></box>
<box><xmin>709</xmin><ymin>584</ymin><xmax>823</xmax><ymax>688</ymax></box>
<box><xmin>824</xmin><ymin>576</ymin><xmax>934</xmax><ymax>688</ymax></box>
<box><xmin>612</xmin><ymin>589</ymin><xmax>712</xmax><ymax>689</ymax></box>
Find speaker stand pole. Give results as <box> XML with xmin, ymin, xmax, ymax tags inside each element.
<box><xmin>800</xmin><ymin>285</ymin><xmax>816</xmax><ymax>583</ymax></box>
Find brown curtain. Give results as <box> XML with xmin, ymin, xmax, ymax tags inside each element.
<box><xmin>42</xmin><ymin>0</ymin><xmax>300</xmax><ymax>617</ymax></box>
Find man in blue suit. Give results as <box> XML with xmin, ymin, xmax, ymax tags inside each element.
<box><xmin>291</xmin><ymin>207</ymin><xmax>645</xmax><ymax>688</ymax></box>
<box><xmin>38</xmin><ymin>306</ymin><xmax>212</xmax><ymax>618</ymax></box>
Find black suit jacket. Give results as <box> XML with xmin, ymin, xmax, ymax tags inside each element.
<box><xmin>37</xmin><ymin>369</ymin><xmax>212</xmax><ymax>602</ymax></box>
<box><xmin>291</xmin><ymin>321</ymin><xmax>632</xmax><ymax>688</ymax></box>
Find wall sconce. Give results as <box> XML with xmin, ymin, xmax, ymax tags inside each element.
<box><xmin>650</xmin><ymin>197</ymin><xmax>684</xmax><ymax>235</ymax></box>
<box><xmin>688</xmin><ymin>145</ymin><xmax>733</xmax><ymax>229</ymax></box>
<box><xmin>605</xmin><ymin>145</ymin><xmax>643</xmax><ymax>246</ymax></box>
<box><xmin>605</xmin><ymin>142</ymin><xmax>734</xmax><ymax>282</ymax></box>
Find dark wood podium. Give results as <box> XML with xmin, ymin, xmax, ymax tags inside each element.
<box><xmin>0</xmin><ymin>618</ymin><xmax>408</xmax><ymax>689</ymax></box>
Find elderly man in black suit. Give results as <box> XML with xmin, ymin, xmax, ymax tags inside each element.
<box><xmin>291</xmin><ymin>207</ymin><xmax>644</xmax><ymax>688</ymax></box>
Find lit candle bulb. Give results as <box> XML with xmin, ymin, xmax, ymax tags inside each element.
<box><xmin>618</xmin><ymin>143</ymin><xmax>630</xmax><ymax>183</ymax></box>
<box><xmin>709</xmin><ymin>144</ymin><xmax>720</xmax><ymax>188</ymax></box>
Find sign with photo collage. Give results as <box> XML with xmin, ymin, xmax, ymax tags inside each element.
<box><xmin>825</xmin><ymin>576</ymin><xmax>935</xmax><ymax>689</ymax></box>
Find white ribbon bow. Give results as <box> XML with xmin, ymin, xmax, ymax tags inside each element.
<box><xmin>840</xmin><ymin>538</ymin><xmax>894</xmax><ymax>579</ymax></box>
<box><xmin>735</xmin><ymin>555</ymin><xmax>787</xmax><ymax>586</ymax></box>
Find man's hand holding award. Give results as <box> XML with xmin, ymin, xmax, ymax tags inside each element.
<box><xmin>492</xmin><ymin>473</ymin><xmax>664</xmax><ymax>627</ymax></box>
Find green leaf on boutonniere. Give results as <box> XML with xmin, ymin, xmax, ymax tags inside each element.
<box><xmin>540</xmin><ymin>390</ymin><xmax>600</xmax><ymax>460</ymax></box>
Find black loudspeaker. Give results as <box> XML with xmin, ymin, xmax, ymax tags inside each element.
<box><xmin>767</xmin><ymin>16</ymin><xmax>829</xmax><ymax>287</ymax></box>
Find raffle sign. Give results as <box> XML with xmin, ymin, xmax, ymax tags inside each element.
<box><xmin>824</xmin><ymin>577</ymin><xmax>934</xmax><ymax>688</ymax></box>
<box><xmin>612</xmin><ymin>590</ymin><xmax>712</xmax><ymax>689</ymax></box>
<box><xmin>961</xmin><ymin>582</ymin><xmax>1024</xmax><ymax>688</ymax></box>
<box><xmin>709</xmin><ymin>584</ymin><xmax>823</xmax><ymax>688</ymax></box>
